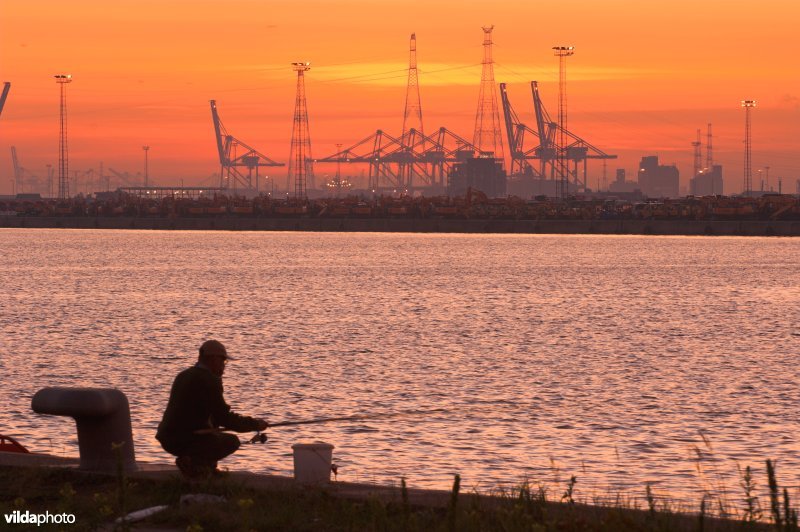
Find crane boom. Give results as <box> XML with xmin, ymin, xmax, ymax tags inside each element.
<box><xmin>0</xmin><ymin>82</ymin><xmax>10</xmax><ymax>118</ymax></box>
<box><xmin>209</xmin><ymin>100</ymin><xmax>228</xmax><ymax>165</ymax></box>
<box><xmin>500</xmin><ymin>83</ymin><xmax>538</xmax><ymax>176</ymax></box>
<box><xmin>208</xmin><ymin>99</ymin><xmax>284</xmax><ymax>191</ymax></box>
<box><xmin>10</xmin><ymin>146</ymin><xmax>22</xmax><ymax>195</ymax></box>
<box><xmin>499</xmin><ymin>83</ymin><xmax>520</xmax><ymax>159</ymax></box>
<box><xmin>11</xmin><ymin>146</ymin><xmax>20</xmax><ymax>179</ymax></box>
<box><xmin>107</xmin><ymin>167</ymin><xmax>136</xmax><ymax>186</ymax></box>
<box><xmin>531</xmin><ymin>81</ymin><xmax>550</xmax><ymax>151</ymax></box>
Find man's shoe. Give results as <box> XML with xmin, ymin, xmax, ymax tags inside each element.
<box><xmin>195</xmin><ymin>465</ymin><xmax>226</xmax><ymax>479</ymax></box>
<box><xmin>176</xmin><ymin>456</ymin><xmax>196</xmax><ymax>478</ymax></box>
<box><xmin>210</xmin><ymin>467</ymin><xmax>228</xmax><ymax>478</ymax></box>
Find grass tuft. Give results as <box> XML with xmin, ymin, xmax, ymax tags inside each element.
<box><xmin>0</xmin><ymin>460</ymin><xmax>795</xmax><ymax>531</ymax></box>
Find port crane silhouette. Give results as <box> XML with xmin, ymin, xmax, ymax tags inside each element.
<box><xmin>210</xmin><ymin>100</ymin><xmax>284</xmax><ymax>193</ymax></box>
<box><xmin>500</xmin><ymin>81</ymin><xmax>616</xmax><ymax>192</ymax></box>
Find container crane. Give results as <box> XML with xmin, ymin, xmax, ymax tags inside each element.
<box><xmin>530</xmin><ymin>81</ymin><xmax>561</xmax><ymax>180</ymax></box>
<box><xmin>499</xmin><ymin>83</ymin><xmax>538</xmax><ymax>176</ymax></box>
<box><xmin>210</xmin><ymin>100</ymin><xmax>284</xmax><ymax>194</ymax></box>
<box><xmin>530</xmin><ymin>81</ymin><xmax>615</xmax><ymax>191</ymax></box>
<box><xmin>10</xmin><ymin>146</ymin><xmax>45</xmax><ymax>195</ymax></box>
<box><xmin>107</xmin><ymin>167</ymin><xmax>138</xmax><ymax>187</ymax></box>
<box><xmin>317</xmin><ymin>127</ymin><xmax>479</xmax><ymax>192</ymax></box>
<box><xmin>11</xmin><ymin>146</ymin><xmax>22</xmax><ymax>194</ymax></box>
<box><xmin>498</xmin><ymin>81</ymin><xmax>616</xmax><ymax>193</ymax></box>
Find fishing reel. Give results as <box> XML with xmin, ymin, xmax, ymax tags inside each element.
<box><xmin>248</xmin><ymin>432</ymin><xmax>268</xmax><ymax>444</ymax></box>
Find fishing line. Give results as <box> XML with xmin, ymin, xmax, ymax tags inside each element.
<box><xmin>197</xmin><ymin>407</ymin><xmax>452</xmax><ymax>443</ymax></box>
<box><xmin>267</xmin><ymin>407</ymin><xmax>451</xmax><ymax>428</ymax></box>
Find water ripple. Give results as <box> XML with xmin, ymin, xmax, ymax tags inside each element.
<box><xmin>0</xmin><ymin>230</ymin><xmax>798</xmax><ymax>505</ymax></box>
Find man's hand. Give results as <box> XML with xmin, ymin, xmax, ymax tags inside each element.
<box><xmin>255</xmin><ymin>419</ymin><xmax>269</xmax><ymax>431</ymax></box>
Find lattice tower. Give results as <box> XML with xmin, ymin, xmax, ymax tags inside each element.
<box><xmin>401</xmin><ymin>33</ymin><xmax>425</xmax><ymax>187</ymax></box>
<box><xmin>473</xmin><ymin>26</ymin><xmax>504</xmax><ymax>162</ymax></box>
<box><xmin>334</xmin><ymin>144</ymin><xmax>342</xmax><ymax>182</ymax></box>
<box><xmin>46</xmin><ymin>164</ymin><xmax>53</xmax><ymax>197</ymax></box>
<box><xmin>742</xmin><ymin>100</ymin><xmax>756</xmax><ymax>195</ymax></box>
<box><xmin>289</xmin><ymin>62</ymin><xmax>314</xmax><ymax>199</ymax></box>
<box><xmin>553</xmin><ymin>46</ymin><xmax>574</xmax><ymax>198</ymax></box>
<box><xmin>402</xmin><ymin>33</ymin><xmax>424</xmax><ymax>143</ymax></box>
<box><xmin>55</xmin><ymin>74</ymin><xmax>72</xmax><ymax>199</ymax></box>
<box><xmin>143</xmin><ymin>146</ymin><xmax>150</xmax><ymax>187</ymax></box>
<box><xmin>692</xmin><ymin>129</ymin><xmax>702</xmax><ymax>178</ymax></box>
<box><xmin>334</xmin><ymin>142</ymin><xmax>343</xmax><ymax>196</ymax></box>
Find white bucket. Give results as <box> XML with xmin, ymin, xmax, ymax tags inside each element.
<box><xmin>292</xmin><ymin>442</ymin><xmax>334</xmax><ymax>484</ymax></box>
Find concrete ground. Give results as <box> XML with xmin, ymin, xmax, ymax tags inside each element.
<box><xmin>2</xmin><ymin>449</ymin><xmax>460</xmax><ymax>531</ymax></box>
<box><xmin>0</xmin><ymin>450</ymin><xmax>455</xmax><ymax>508</ymax></box>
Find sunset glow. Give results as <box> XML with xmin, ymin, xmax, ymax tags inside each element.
<box><xmin>2</xmin><ymin>0</ymin><xmax>798</xmax><ymax>194</ymax></box>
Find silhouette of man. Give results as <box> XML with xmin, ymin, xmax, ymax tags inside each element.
<box><xmin>157</xmin><ymin>340</ymin><xmax>268</xmax><ymax>478</ymax></box>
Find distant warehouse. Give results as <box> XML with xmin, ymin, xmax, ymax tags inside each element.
<box><xmin>690</xmin><ymin>165</ymin><xmax>724</xmax><ymax>196</ymax></box>
<box><xmin>448</xmin><ymin>157</ymin><xmax>507</xmax><ymax>198</ymax></box>
<box><xmin>638</xmin><ymin>156</ymin><xmax>679</xmax><ymax>198</ymax></box>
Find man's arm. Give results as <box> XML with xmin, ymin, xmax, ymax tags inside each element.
<box><xmin>207</xmin><ymin>378</ymin><xmax>267</xmax><ymax>432</ymax></box>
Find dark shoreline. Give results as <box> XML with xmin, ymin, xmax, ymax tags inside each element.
<box><xmin>3</xmin><ymin>215</ymin><xmax>800</xmax><ymax>236</ymax></box>
<box><xmin>0</xmin><ymin>458</ymin><xmax>767</xmax><ymax>531</ymax></box>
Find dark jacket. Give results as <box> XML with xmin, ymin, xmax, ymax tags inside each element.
<box><xmin>156</xmin><ymin>364</ymin><xmax>261</xmax><ymax>448</ymax></box>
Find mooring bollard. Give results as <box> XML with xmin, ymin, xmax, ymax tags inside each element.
<box><xmin>31</xmin><ymin>387</ymin><xmax>137</xmax><ymax>472</ymax></box>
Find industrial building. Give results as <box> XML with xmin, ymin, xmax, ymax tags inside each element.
<box><xmin>690</xmin><ymin>165</ymin><xmax>723</xmax><ymax>196</ymax></box>
<box><xmin>608</xmin><ymin>169</ymin><xmax>640</xmax><ymax>194</ymax></box>
<box><xmin>638</xmin><ymin>156</ymin><xmax>679</xmax><ymax>198</ymax></box>
<box><xmin>448</xmin><ymin>157</ymin><xmax>506</xmax><ymax>197</ymax></box>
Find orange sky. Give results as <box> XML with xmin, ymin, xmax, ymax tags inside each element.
<box><xmin>1</xmin><ymin>0</ymin><xmax>799</xmax><ymax>195</ymax></box>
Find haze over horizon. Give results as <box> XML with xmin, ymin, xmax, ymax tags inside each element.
<box><xmin>1</xmin><ymin>0</ymin><xmax>799</xmax><ymax>195</ymax></box>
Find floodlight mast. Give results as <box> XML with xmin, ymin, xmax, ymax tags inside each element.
<box><xmin>553</xmin><ymin>46</ymin><xmax>574</xmax><ymax>198</ymax></box>
<box><xmin>55</xmin><ymin>74</ymin><xmax>73</xmax><ymax>199</ymax></box>
<box><xmin>289</xmin><ymin>62</ymin><xmax>313</xmax><ymax>199</ymax></box>
<box><xmin>741</xmin><ymin>99</ymin><xmax>756</xmax><ymax>196</ymax></box>
<box><xmin>142</xmin><ymin>146</ymin><xmax>150</xmax><ymax>187</ymax></box>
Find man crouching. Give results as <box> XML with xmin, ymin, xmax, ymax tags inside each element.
<box><xmin>157</xmin><ymin>340</ymin><xmax>268</xmax><ymax>478</ymax></box>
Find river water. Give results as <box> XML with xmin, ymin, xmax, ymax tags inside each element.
<box><xmin>1</xmin><ymin>229</ymin><xmax>798</xmax><ymax>509</ymax></box>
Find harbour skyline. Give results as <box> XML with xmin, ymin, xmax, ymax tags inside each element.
<box><xmin>1</xmin><ymin>0</ymin><xmax>799</xmax><ymax>195</ymax></box>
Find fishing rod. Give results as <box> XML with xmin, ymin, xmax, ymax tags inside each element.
<box><xmin>269</xmin><ymin>408</ymin><xmax>447</xmax><ymax>428</ymax></box>
<box><xmin>196</xmin><ymin>407</ymin><xmax>449</xmax><ymax>443</ymax></box>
